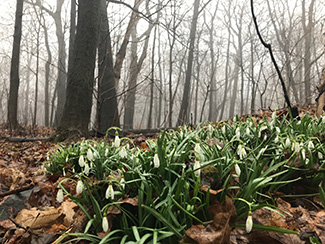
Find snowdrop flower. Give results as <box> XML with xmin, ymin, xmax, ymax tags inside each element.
<box><xmin>65</xmin><ymin>156</ymin><xmax>69</xmax><ymax>162</ymax></box>
<box><xmin>274</xmin><ymin>135</ymin><xmax>279</xmax><ymax>144</ymax></box>
<box><xmin>234</xmin><ymin>163</ymin><xmax>241</xmax><ymax>177</ymax></box>
<box><xmin>301</xmin><ymin>149</ymin><xmax>306</xmax><ymax>160</ymax></box>
<box><xmin>102</xmin><ymin>216</ymin><xmax>109</xmax><ymax>232</ymax></box>
<box><xmin>76</xmin><ymin>180</ymin><xmax>84</xmax><ymax>194</ymax></box>
<box><xmin>119</xmin><ymin>147</ymin><xmax>127</xmax><ymax>158</ymax></box>
<box><xmin>87</xmin><ymin>149</ymin><xmax>94</xmax><ymax>161</ymax></box>
<box><xmin>194</xmin><ymin>143</ymin><xmax>202</xmax><ymax>155</ymax></box>
<box><xmin>246</xmin><ymin>212</ymin><xmax>253</xmax><ymax>233</ymax></box>
<box><xmin>308</xmin><ymin>141</ymin><xmax>314</xmax><ymax>150</ymax></box>
<box><xmin>233</xmin><ymin>116</ymin><xmax>237</xmax><ymax>122</ymax></box>
<box><xmin>258</xmin><ymin>126</ymin><xmax>267</xmax><ymax>137</ymax></box>
<box><xmin>285</xmin><ymin>138</ymin><xmax>291</xmax><ymax>148</ymax></box>
<box><xmin>105</xmin><ymin>183</ymin><xmax>114</xmax><ymax>200</ymax></box>
<box><xmin>208</xmin><ymin>124</ymin><xmax>213</xmax><ymax>137</ymax></box>
<box><xmin>235</xmin><ymin>127</ymin><xmax>240</xmax><ymax>139</ymax></box>
<box><xmin>318</xmin><ymin>152</ymin><xmax>324</xmax><ymax>160</ymax></box>
<box><xmin>113</xmin><ymin>135</ymin><xmax>121</xmax><ymax>148</ymax></box>
<box><xmin>105</xmin><ymin>148</ymin><xmax>109</xmax><ymax>157</ymax></box>
<box><xmin>153</xmin><ymin>154</ymin><xmax>160</xmax><ymax>168</ymax></box>
<box><xmin>120</xmin><ymin>177</ymin><xmax>126</xmax><ymax>190</ymax></box>
<box><xmin>292</xmin><ymin>142</ymin><xmax>301</xmax><ymax>153</ymax></box>
<box><xmin>272</xmin><ymin>111</ymin><xmax>276</xmax><ymax>121</ymax></box>
<box><xmin>56</xmin><ymin>189</ymin><xmax>64</xmax><ymax>203</ymax></box>
<box><xmin>221</xmin><ymin>126</ymin><xmax>226</xmax><ymax>135</ymax></box>
<box><xmin>237</xmin><ymin>145</ymin><xmax>247</xmax><ymax>160</ymax></box>
<box><xmin>246</xmin><ymin>127</ymin><xmax>250</xmax><ymax>136</ymax></box>
<box><xmin>275</xmin><ymin>127</ymin><xmax>280</xmax><ymax>134</ymax></box>
<box><xmin>79</xmin><ymin>155</ymin><xmax>85</xmax><ymax>167</ymax></box>
<box><xmin>193</xmin><ymin>160</ymin><xmax>201</xmax><ymax>178</ymax></box>
<box><xmin>84</xmin><ymin>163</ymin><xmax>90</xmax><ymax>176</ymax></box>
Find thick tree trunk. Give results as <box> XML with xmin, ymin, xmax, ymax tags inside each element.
<box><xmin>50</xmin><ymin>0</ymin><xmax>100</xmax><ymax>141</ymax></box>
<box><xmin>7</xmin><ymin>0</ymin><xmax>24</xmax><ymax>130</ymax></box>
<box><xmin>97</xmin><ymin>0</ymin><xmax>120</xmax><ymax>134</ymax></box>
<box><xmin>177</xmin><ymin>0</ymin><xmax>200</xmax><ymax>126</ymax></box>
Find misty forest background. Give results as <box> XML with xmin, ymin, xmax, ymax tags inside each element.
<box><xmin>1</xmin><ymin>0</ymin><xmax>324</xmax><ymax>135</ymax></box>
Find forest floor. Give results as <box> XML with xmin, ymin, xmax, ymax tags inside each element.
<box><xmin>0</xmin><ymin>104</ymin><xmax>324</xmax><ymax>244</ymax></box>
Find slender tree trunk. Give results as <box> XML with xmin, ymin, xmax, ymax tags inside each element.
<box><xmin>50</xmin><ymin>0</ymin><xmax>100</xmax><ymax>141</ymax></box>
<box><xmin>33</xmin><ymin>21</ymin><xmax>40</xmax><ymax>127</ymax></box>
<box><xmin>147</xmin><ymin>25</ymin><xmax>157</xmax><ymax>129</ymax></box>
<box><xmin>302</xmin><ymin>0</ymin><xmax>315</xmax><ymax>104</ymax></box>
<box><xmin>177</xmin><ymin>0</ymin><xmax>200</xmax><ymax>126</ymax></box>
<box><xmin>7</xmin><ymin>0</ymin><xmax>24</xmax><ymax>130</ymax></box>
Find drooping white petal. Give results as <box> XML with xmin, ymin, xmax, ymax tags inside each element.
<box><xmin>153</xmin><ymin>154</ymin><xmax>160</xmax><ymax>168</ymax></box>
<box><xmin>56</xmin><ymin>189</ymin><xmax>64</xmax><ymax>203</ymax></box>
<box><xmin>318</xmin><ymin>152</ymin><xmax>324</xmax><ymax>159</ymax></box>
<box><xmin>246</xmin><ymin>214</ymin><xmax>253</xmax><ymax>233</ymax></box>
<box><xmin>274</xmin><ymin>135</ymin><xmax>279</xmax><ymax>144</ymax></box>
<box><xmin>114</xmin><ymin>135</ymin><xmax>121</xmax><ymax>148</ymax></box>
<box><xmin>308</xmin><ymin>141</ymin><xmax>314</xmax><ymax>150</ymax></box>
<box><xmin>120</xmin><ymin>177</ymin><xmax>126</xmax><ymax>190</ymax></box>
<box><xmin>87</xmin><ymin>149</ymin><xmax>94</xmax><ymax>161</ymax></box>
<box><xmin>236</xmin><ymin>127</ymin><xmax>240</xmax><ymax>139</ymax></box>
<box><xmin>193</xmin><ymin>160</ymin><xmax>201</xmax><ymax>178</ymax></box>
<box><xmin>105</xmin><ymin>184</ymin><xmax>114</xmax><ymax>200</ymax></box>
<box><xmin>105</xmin><ymin>148</ymin><xmax>109</xmax><ymax>157</ymax></box>
<box><xmin>102</xmin><ymin>216</ymin><xmax>109</xmax><ymax>232</ymax></box>
<box><xmin>285</xmin><ymin>138</ymin><xmax>291</xmax><ymax>148</ymax></box>
<box><xmin>234</xmin><ymin>164</ymin><xmax>241</xmax><ymax>177</ymax></box>
<box><xmin>79</xmin><ymin>155</ymin><xmax>85</xmax><ymax>167</ymax></box>
<box><xmin>246</xmin><ymin>127</ymin><xmax>250</xmax><ymax>136</ymax></box>
<box><xmin>119</xmin><ymin>147</ymin><xmax>127</xmax><ymax>158</ymax></box>
<box><xmin>84</xmin><ymin>163</ymin><xmax>90</xmax><ymax>176</ymax></box>
<box><xmin>76</xmin><ymin>180</ymin><xmax>84</xmax><ymax>194</ymax></box>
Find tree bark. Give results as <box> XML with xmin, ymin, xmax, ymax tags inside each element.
<box><xmin>97</xmin><ymin>0</ymin><xmax>120</xmax><ymax>134</ymax></box>
<box><xmin>50</xmin><ymin>0</ymin><xmax>100</xmax><ymax>141</ymax></box>
<box><xmin>7</xmin><ymin>0</ymin><xmax>24</xmax><ymax>130</ymax></box>
<box><xmin>177</xmin><ymin>0</ymin><xmax>200</xmax><ymax>126</ymax></box>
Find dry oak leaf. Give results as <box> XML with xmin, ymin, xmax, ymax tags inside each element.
<box><xmin>15</xmin><ymin>206</ymin><xmax>63</xmax><ymax>229</ymax></box>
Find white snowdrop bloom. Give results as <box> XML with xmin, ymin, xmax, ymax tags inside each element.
<box><xmin>233</xmin><ymin>116</ymin><xmax>237</xmax><ymax>122</ymax></box>
<box><xmin>221</xmin><ymin>126</ymin><xmax>226</xmax><ymax>135</ymax></box>
<box><xmin>308</xmin><ymin>141</ymin><xmax>314</xmax><ymax>150</ymax></box>
<box><xmin>153</xmin><ymin>154</ymin><xmax>160</xmax><ymax>168</ymax></box>
<box><xmin>249</xmin><ymin>121</ymin><xmax>253</xmax><ymax>127</ymax></box>
<box><xmin>84</xmin><ymin>163</ymin><xmax>90</xmax><ymax>176</ymax></box>
<box><xmin>301</xmin><ymin>149</ymin><xmax>306</xmax><ymax>160</ymax></box>
<box><xmin>236</xmin><ymin>127</ymin><xmax>240</xmax><ymax>139</ymax></box>
<box><xmin>120</xmin><ymin>177</ymin><xmax>126</xmax><ymax>190</ymax></box>
<box><xmin>258</xmin><ymin>126</ymin><xmax>267</xmax><ymax>138</ymax></box>
<box><xmin>275</xmin><ymin>127</ymin><xmax>280</xmax><ymax>134</ymax></box>
<box><xmin>246</xmin><ymin>214</ymin><xmax>253</xmax><ymax>233</ymax></box>
<box><xmin>87</xmin><ymin>148</ymin><xmax>94</xmax><ymax>161</ymax></box>
<box><xmin>274</xmin><ymin>135</ymin><xmax>279</xmax><ymax>144</ymax></box>
<box><xmin>234</xmin><ymin>163</ymin><xmax>241</xmax><ymax>177</ymax></box>
<box><xmin>246</xmin><ymin>127</ymin><xmax>250</xmax><ymax>136</ymax></box>
<box><xmin>193</xmin><ymin>160</ymin><xmax>201</xmax><ymax>178</ymax></box>
<box><xmin>208</xmin><ymin>124</ymin><xmax>213</xmax><ymax>136</ymax></box>
<box><xmin>285</xmin><ymin>138</ymin><xmax>291</xmax><ymax>148</ymax></box>
<box><xmin>65</xmin><ymin>156</ymin><xmax>69</xmax><ymax>162</ymax></box>
<box><xmin>105</xmin><ymin>184</ymin><xmax>114</xmax><ymax>200</ymax></box>
<box><xmin>318</xmin><ymin>152</ymin><xmax>323</xmax><ymax>160</ymax></box>
<box><xmin>272</xmin><ymin>111</ymin><xmax>276</xmax><ymax>121</ymax></box>
<box><xmin>194</xmin><ymin>143</ymin><xmax>202</xmax><ymax>156</ymax></box>
<box><xmin>102</xmin><ymin>216</ymin><xmax>109</xmax><ymax>232</ymax></box>
<box><xmin>119</xmin><ymin>147</ymin><xmax>127</xmax><ymax>158</ymax></box>
<box><xmin>297</xmin><ymin>120</ymin><xmax>301</xmax><ymax>125</ymax></box>
<box><xmin>237</xmin><ymin>145</ymin><xmax>247</xmax><ymax>160</ymax></box>
<box><xmin>76</xmin><ymin>180</ymin><xmax>84</xmax><ymax>194</ymax></box>
<box><xmin>305</xmin><ymin>158</ymin><xmax>310</xmax><ymax>165</ymax></box>
<box><xmin>79</xmin><ymin>155</ymin><xmax>85</xmax><ymax>167</ymax></box>
<box><xmin>56</xmin><ymin>189</ymin><xmax>64</xmax><ymax>203</ymax></box>
<box><xmin>293</xmin><ymin>142</ymin><xmax>301</xmax><ymax>153</ymax></box>
<box><xmin>105</xmin><ymin>148</ymin><xmax>109</xmax><ymax>157</ymax></box>
<box><xmin>113</xmin><ymin>135</ymin><xmax>121</xmax><ymax>148</ymax></box>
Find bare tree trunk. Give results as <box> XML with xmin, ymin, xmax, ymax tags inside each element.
<box><xmin>97</xmin><ymin>0</ymin><xmax>120</xmax><ymax>134</ymax></box>
<box><xmin>7</xmin><ymin>0</ymin><xmax>24</xmax><ymax>130</ymax></box>
<box><xmin>177</xmin><ymin>0</ymin><xmax>200</xmax><ymax>126</ymax></box>
<box><xmin>302</xmin><ymin>0</ymin><xmax>315</xmax><ymax>104</ymax></box>
<box><xmin>147</xmin><ymin>25</ymin><xmax>157</xmax><ymax>129</ymax></box>
<box><xmin>50</xmin><ymin>0</ymin><xmax>100</xmax><ymax>141</ymax></box>
<box><xmin>33</xmin><ymin>15</ymin><xmax>40</xmax><ymax>127</ymax></box>
<box><xmin>124</xmin><ymin>1</ymin><xmax>153</xmax><ymax>129</ymax></box>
